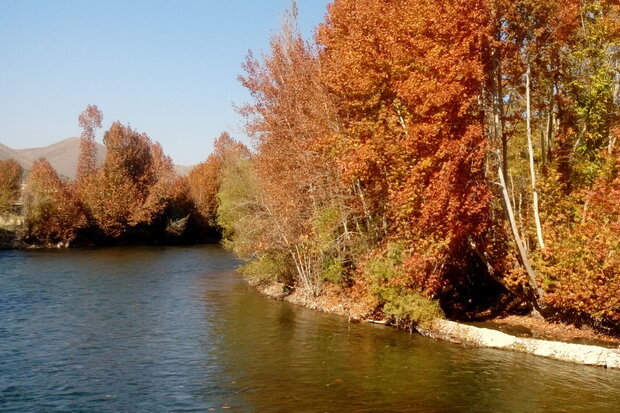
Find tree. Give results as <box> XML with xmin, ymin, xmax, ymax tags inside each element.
<box><xmin>79</xmin><ymin>122</ymin><xmax>175</xmax><ymax>238</ymax></box>
<box><xmin>226</xmin><ymin>0</ymin><xmax>620</xmax><ymax>329</ymax></box>
<box><xmin>77</xmin><ymin>104</ymin><xmax>103</xmax><ymax>183</ymax></box>
<box><xmin>163</xmin><ymin>175</ymin><xmax>194</xmax><ymax>238</ymax></box>
<box><xmin>568</xmin><ymin>0</ymin><xmax>619</xmax><ymax>183</ymax></box>
<box><xmin>21</xmin><ymin>159</ymin><xmax>85</xmax><ymax>245</ymax></box>
<box><xmin>0</xmin><ymin>159</ymin><xmax>23</xmax><ymax>215</ymax></box>
<box><xmin>318</xmin><ymin>0</ymin><xmax>492</xmax><ymax>298</ymax></box>
<box><xmin>237</xmin><ymin>2</ymin><xmax>359</xmax><ymax>293</ymax></box>
<box><xmin>188</xmin><ymin>132</ymin><xmax>249</xmax><ymax>226</ymax></box>
<box><xmin>538</xmin><ymin>148</ymin><xmax>620</xmax><ymax>328</ymax></box>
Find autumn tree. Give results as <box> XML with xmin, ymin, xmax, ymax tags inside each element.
<box><xmin>235</xmin><ymin>2</ymin><xmax>362</xmax><ymax>294</ymax></box>
<box><xmin>227</xmin><ymin>0</ymin><xmax>620</xmax><ymax>328</ymax></box>
<box><xmin>318</xmin><ymin>0</ymin><xmax>493</xmax><ymax>309</ymax></box>
<box><xmin>162</xmin><ymin>175</ymin><xmax>195</xmax><ymax>237</ymax></box>
<box><xmin>0</xmin><ymin>159</ymin><xmax>23</xmax><ymax>215</ymax></box>
<box><xmin>188</xmin><ymin>132</ymin><xmax>249</xmax><ymax>226</ymax></box>
<box><xmin>21</xmin><ymin>159</ymin><xmax>85</xmax><ymax>245</ymax></box>
<box><xmin>188</xmin><ymin>156</ymin><xmax>221</xmax><ymax>226</ymax></box>
<box><xmin>524</xmin><ymin>1</ymin><xmax>620</xmax><ymax>326</ymax></box>
<box><xmin>76</xmin><ymin>104</ymin><xmax>103</xmax><ymax>183</ymax></box>
<box><xmin>484</xmin><ymin>1</ymin><xmax>619</xmax><ymax>319</ymax></box>
<box><xmin>79</xmin><ymin>122</ymin><xmax>175</xmax><ymax>238</ymax></box>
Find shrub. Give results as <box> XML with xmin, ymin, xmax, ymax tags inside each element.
<box><xmin>364</xmin><ymin>243</ymin><xmax>443</xmax><ymax>329</ymax></box>
<box><xmin>240</xmin><ymin>251</ymin><xmax>294</xmax><ymax>285</ymax></box>
<box><xmin>321</xmin><ymin>256</ymin><xmax>346</xmax><ymax>285</ymax></box>
<box><xmin>383</xmin><ymin>293</ymin><xmax>443</xmax><ymax>329</ymax></box>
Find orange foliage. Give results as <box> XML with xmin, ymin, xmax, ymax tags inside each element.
<box><xmin>77</xmin><ymin>104</ymin><xmax>103</xmax><ymax>183</ymax></box>
<box><xmin>227</xmin><ymin>0</ymin><xmax>620</xmax><ymax>327</ymax></box>
<box><xmin>239</xmin><ymin>11</ymin><xmax>349</xmax><ymax>246</ymax></box>
<box><xmin>22</xmin><ymin>159</ymin><xmax>85</xmax><ymax>245</ymax></box>
<box><xmin>233</xmin><ymin>7</ymin><xmax>367</xmax><ymax>293</ymax></box>
<box><xmin>79</xmin><ymin>122</ymin><xmax>175</xmax><ymax>238</ymax></box>
<box><xmin>188</xmin><ymin>132</ymin><xmax>249</xmax><ymax>225</ymax></box>
<box><xmin>539</xmin><ymin>151</ymin><xmax>620</xmax><ymax>326</ymax></box>
<box><xmin>318</xmin><ymin>0</ymin><xmax>492</xmax><ymax>295</ymax></box>
<box><xmin>188</xmin><ymin>156</ymin><xmax>220</xmax><ymax>224</ymax></box>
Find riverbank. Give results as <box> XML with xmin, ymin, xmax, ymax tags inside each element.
<box><xmin>252</xmin><ymin>280</ymin><xmax>620</xmax><ymax>369</ymax></box>
<box><xmin>0</xmin><ymin>227</ymin><xmax>23</xmax><ymax>250</ymax></box>
<box><xmin>0</xmin><ymin>224</ymin><xmax>220</xmax><ymax>250</ymax></box>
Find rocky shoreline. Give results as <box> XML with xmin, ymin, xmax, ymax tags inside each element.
<box><xmin>417</xmin><ymin>319</ymin><xmax>620</xmax><ymax>369</ymax></box>
<box><xmin>253</xmin><ymin>281</ymin><xmax>620</xmax><ymax>370</ymax></box>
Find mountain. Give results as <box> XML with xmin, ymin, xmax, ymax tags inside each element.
<box><xmin>15</xmin><ymin>137</ymin><xmax>107</xmax><ymax>179</ymax></box>
<box><xmin>0</xmin><ymin>138</ymin><xmax>192</xmax><ymax>179</ymax></box>
<box><xmin>0</xmin><ymin>143</ymin><xmax>34</xmax><ymax>170</ymax></box>
<box><xmin>174</xmin><ymin>164</ymin><xmax>192</xmax><ymax>176</ymax></box>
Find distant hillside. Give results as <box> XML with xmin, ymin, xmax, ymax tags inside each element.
<box><xmin>1</xmin><ymin>138</ymin><xmax>192</xmax><ymax>179</ymax></box>
<box><xmin>0</xmin><ymin>143</ymin><xmax>33</xmax><ymax>170</ymax></box>
<box><xmin>174</xmin><ymin>164</ymin><xmax>192</xmax><ymax>176</ymax></box>
<box><xmin>15</xmin><ymin>137</ymin><xmax>106</xmax><ymax>179</ymax></box>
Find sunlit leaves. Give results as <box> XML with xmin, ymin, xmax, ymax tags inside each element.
<box><xmin>188</xmin><ymin>132</ymin><xmax>249</xmax><ymax>226</ymax></box>
<box><xmin>80</xmin><ymin>122</ymin><xmax>175</xmax><ymax>238</ymax></box>
<box><xmin>319</xmin><ymin>0</ymin><xmax>492</xmax><ymax>296</ymax></box>
<box><xmin>22</xmin><ymin>159</ymin><xmax>85</xmax><ymax>245</ymax></box>
<box><xmin>77</xmin><ymin>104</ymin><xmax>103</xmax><ymax>183</ymax></box>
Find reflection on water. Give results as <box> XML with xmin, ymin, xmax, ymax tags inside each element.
<box><xmin>1</xmin><ymin>245</ymin><xmax>618</xmax><ymax>412</ymax></box>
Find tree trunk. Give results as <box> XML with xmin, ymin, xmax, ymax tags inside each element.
<box><xmin>492</xmin><ymin>42</ymin><xmax>508</xmax><ymax>179</ymax></box>
<box><xmin>526</xmin><ymin>62</ymin><xmax>545</xmax><ymax>250</ymax></box>
<box><xmin>498</xmin><ymin>57</ymin><xmax>508</xmax><ymax>180</ymax></box>
<box><xmin>497</xmin><ymin>152</ymin><xmax>544</xmax><ymax>306</ymax></box>
<box><xmin>543</xmin><ymin>97</ymin><xmax>554</xmax><ymax>175</ymax></box>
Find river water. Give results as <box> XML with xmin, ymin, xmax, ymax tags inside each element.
<box><xmin>1</xmin><ymin>245</ymin><xmax>618</xmax><ymax>412</ymax></box>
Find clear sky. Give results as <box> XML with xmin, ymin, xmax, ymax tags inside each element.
<box><xmin>0</xmin><ymin>0</ymin><xmax>330</xmax><ymax>165</ymax></box>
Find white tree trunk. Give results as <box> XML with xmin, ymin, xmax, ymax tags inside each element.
<box><xmin>526</xmin><ymin>62</ymin><xmax>545</xmax><ymax>250</ymax></box>
<box><xmin>497</xmin><ymin>152</ymin><xmax>543</xmax><ymax>304</ymax></box>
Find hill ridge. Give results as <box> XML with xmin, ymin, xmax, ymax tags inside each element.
<box><xmin>1</xmin><ymin>138</ymin><xmax>191</xmax><ymax>178</ymax></box>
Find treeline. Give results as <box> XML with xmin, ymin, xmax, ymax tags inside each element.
<box><xmin>0</xmin><ymin>105</ymin><xmax>224</xmax><ymax>247</ymax></box>
<box><xmin>212</xmin><ymin>0</ymin><xmax>619</xmax><ymax>332</ymax></box>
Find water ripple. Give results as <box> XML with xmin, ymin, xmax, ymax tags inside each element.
<box><xmin>0</xmin><ymin>245</ymin><xmax>618</xmax><ymax>412</ymax></box>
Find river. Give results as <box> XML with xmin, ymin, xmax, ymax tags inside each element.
<box><xmin>1</xmin><ymin>245</ymin><xmax>618</xmax><ymax>412</ymax></box>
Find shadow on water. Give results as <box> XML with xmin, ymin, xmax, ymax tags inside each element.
<box><xmin>1</xmin><ymin>245</ymin><xmax>619</xmax><ymax>412</ymax></box>
<box><xmin>209</xmin><ymin>282</ymin><xmax>620</xmax><ymax>412</ymax></box>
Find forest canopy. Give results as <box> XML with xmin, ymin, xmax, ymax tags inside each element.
<box><xmin>218</xmin><ymin>0</ymin><xmax>620</xmax><ymax>333</ymax></box>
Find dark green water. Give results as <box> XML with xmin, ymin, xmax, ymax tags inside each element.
<box><xmin>1</xmin><ymin>245</ymin><xmax>618</xmax><ymax>412</ymax></box>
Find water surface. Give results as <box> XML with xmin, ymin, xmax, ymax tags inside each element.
<box><xmin>1</xmin><ymin>245</ymin><xmax>618</xmax><ymax>412</ymax></box>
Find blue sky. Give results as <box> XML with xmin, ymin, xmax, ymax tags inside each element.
<box><xmin>0</xmin><ymin>0</ymin><xmax>330</xmax><ymax>165</ymax></box>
